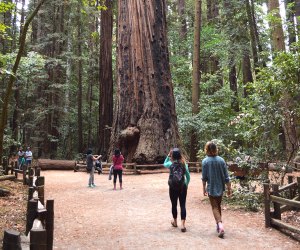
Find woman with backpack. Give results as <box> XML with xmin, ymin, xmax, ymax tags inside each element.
<box><xmin>164</xmin><ymin>148</ymin><xmax>190</xmax><ymax>232</ymax></box>
<box><xmin>112</xmin><ymin>148</ymin><xmax>124</xmax><ymax>190</ymax></box>
<box><xmin>202</xmin><ymin>141</ymin><xmax>232</xmax><ymax>238</ymax></box>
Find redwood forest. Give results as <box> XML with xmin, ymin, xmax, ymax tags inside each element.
<box><xmin>0</xmin><ymin>0</ymin><xmax>299</xmax><ymax>164</ymax></box>
<box><xmin>1</xmin><ymin>0</ymin><xmax>300</xmax><ymax>248</ymax></box>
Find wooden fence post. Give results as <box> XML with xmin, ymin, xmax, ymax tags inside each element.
<box><xmin>46</xmin><ymin>200</ymin><xmax>54</xmax><ymax>250</ymax></box>
<box><xmin>2</xmin><ymin>229</ymin><xmax>21</xmax><ymax>250</ymax></box>
<box><xmin>196</xmin><ymin>163</ymin><xmax>200</xmax><ymax>173</ymax></box>
<box><xmin>35</xmin><ymin>167</ymin><xmax>41</xmax><ymax>177</ymax></box>
<box><xmin>26</xmin><ymin>199</ymin><xmax>38</xmax><ymax>235</ymax></box>
<box><xmin>29</xmin><ymin>167</ymin><xmax>34</xmax><ymax>186</ymax></box>
<box><xmin>297</xmin><ymin>177</ymin><xmax>300</xmax><ymax>196</ymax></box>
<box><xmin>272</xmin><ymin>184</ymin><xmax>281</xmax><ymax>220</ymax></box>
<box><xmin>30</xmin><ymin>229</ymin><xmax>47</xmax><ymax>250</ymax></box>
<box><xmin>22</xmin><ymin>164</ymin><xmax>28</xmax><ymax>185</ymax></box>
<box><xmin>263</xmin><ymin>183</ymin><xmax>271</xmax><ymax>227</ymax></box>
<box><xmin>14</xmin><ymin>161</ymin><xmax>18</xmax><ymax>178</ymax></box>
<box><xmin>36</xmin><ymin>176</ymin><xmax>45</xmax><ymax>187</ymax></box>
<box><xmin>28</xmin><ymin>187</ymin><xmax>34</xmax><ymax>200</ymax></box>
<box><xmin>12</xmin><ymin>161</ymin><xmax>16</xmax><ymax>174</ymax></box>
<box><xmin>3</xmin><ymin>157</ymin><xmax>8</xmax><ymax>175</ymax></box>
<box><xmin>133</xmin><ymin>163</ymin><xmax>137</xmax><ymax>175</ymax></box>
<box><xmin>37</xmin><ymin>186</ymin><xmax>45</xmax><ymax>205</ymax></box>
<box><xmin>288</xmin><ymin>176</ymin><xmax>294</xmax><ymax>198</ymax></box>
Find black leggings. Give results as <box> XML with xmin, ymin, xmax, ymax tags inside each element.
<box><xmin>113</xmin><ymin>169</ymin><xmax>123</xmax><ymax>183</ymax></box>
<box><xmin>169</xmin><ymin>185</ymin><xmax>187</xmax><ymax>220</ymax></box>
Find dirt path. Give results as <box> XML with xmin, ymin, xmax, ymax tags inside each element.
<box><xmin>42</xmin><ymin>171</ymin><xmax>299</xmax><ymax>250</ymax></box>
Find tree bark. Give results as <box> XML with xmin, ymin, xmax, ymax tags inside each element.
<box><xmin>177</xmin><ymin>0</ymin><xmax>188</xmax><ymax>56</ymax></box>
<box><xmin>110</xmin><ymin>0</ymin><xmax>180</xmax><ymax>163</ymax></box>
<box><xmin>0</xmin><ymin>0</ymin><xmax>46</xmax><ymax>160</ymax></box>
<box><xmin>99</xmin><ymin>0</ymin><xmax>113</xmax><ymax>160</ymax></box>
<box><xmin>242</xmin><ymin>53</ymin><xmax>253</xmax><ymax>98</ymax></box>
<box><xmin>246</xmin><ymin>0</ymin><xmax>259</xmax><ymax>73</ymax></box>
<box><xmin>190</xmin><ymin>0</ymin><xmax>202</xmax><ymax>162</ymax></box>
<box><xmin>229</xmin><ymin>56</ymin><xmax>239</xmax><ymax>112</ymax></box>
<box><xmin>268</xmin><ymin>0</ymin><xmax>285</xmax><ymax>52</ymax></box>
<box><xmin>77</xmin><ymin>2</ymin><xmax>84</xmax><ymax>154</ymax></box>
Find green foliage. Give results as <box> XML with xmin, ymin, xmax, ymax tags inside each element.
<box><xmin>0</xmin><ymin>2</ymin><xmax>15</xmax><ymax>13</ymax></box>
<box><xmin>0</xmin><ymin>1</ymin><xmax>15</xmax><ymax>39</ymax></box>
<box><xmin>234</xmin><ymin>43</ymin><xmax>300</xmax><ymax>161</ymax></box>
<box><xmin>224</xmin><ymin>185</ymin><xmax>263</xmax><ymax>212</ymax></box>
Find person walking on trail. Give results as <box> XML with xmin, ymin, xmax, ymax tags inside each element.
<box><xmin>202</xmin><ymin>141</ymin><xmax>232</xmax><ymax>238</ymax></box>
<box><xmin>112</xmin><ymin>148</ymin><xmax>124</xmax><ymax>190</ymax></box>
<box><xmin>25</xmin><ymin>146</ymin><xmax>33</xmax><ymax>167</ymax></box>
<box><xmin>86</xmin><ymin>149</ymin><xmax>101</xmax><ymax>188</ymax></box>
<box><xmin>164</xmin><ymin>148</ymin><xmax>190</xmax><ymax>233</ymax></box>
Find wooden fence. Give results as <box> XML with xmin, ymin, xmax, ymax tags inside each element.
<box><xmin>74</xmin><ymin>158</ymin><xmax>202</xmax><ymax>174</ymax></box>
<box><xmin>263</xmin><ymin>176</ymin><xmax>300</xmax><ymax>236</ymax></box>
<box><xmin>2</xmin><ymin>163</ymin><xmax>54</xmax><ymax>250</ymax></box>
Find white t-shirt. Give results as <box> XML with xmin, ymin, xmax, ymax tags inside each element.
<box><xmin>25</xmin><ymin>150</ymin><xmax>33</xmax><ymax>160</ymax></box>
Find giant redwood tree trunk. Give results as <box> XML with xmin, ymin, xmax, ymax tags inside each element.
<box><xmin>110</xmin><ymin>0</ymin><xmax>180</xmax><ymax>163</ymax></box>
<box><xmin>99</xmin><ymin>0</ymin><xmax>113</xmax><ymax>160</ymax></box>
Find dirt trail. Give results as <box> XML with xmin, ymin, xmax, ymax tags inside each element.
<box><xmin>42</xmin><ymin>171</ymin><xmax>299</xmax><ymax>250</ymax></box>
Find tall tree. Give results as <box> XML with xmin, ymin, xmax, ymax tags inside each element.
<box><xmin>76</xmin><ymin>1</ymin><xmax>84</xmax><ymax>153</ymax></box>
<box><xmin>177</xmin><ymin>0</ymin><xmax>188</xmax><ymax>56</ymax></box>
<box><xmin>99</xmin><ymin>0</ymin><xmax>113</xmax><ymax>159</ymax></box>
<box><xmin>190</xmin><ymin>0</ymin><xmax>201</xmax><ymax>162</ymax></box>
<box><xmin>110</xmin><ymin>0</ymin><xmax>180</xmax><ymax>163</ymax></box>
<box><xmin>268</xmin><ymin>0</ymin><xmax>285</xmax><ymax>52</ymax></box>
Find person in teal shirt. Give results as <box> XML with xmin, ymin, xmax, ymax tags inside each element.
<box><xmin>202</xmin><ymin>141</ymin><xmax>232</xmax><ymax>238</ymax></box>
<box><xmin>164</xmin><ymin>148</ymin><xmax>190</xmax><ymax>232</ymax></box>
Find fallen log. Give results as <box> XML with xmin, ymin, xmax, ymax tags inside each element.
<box><xmin>37</xmin><ymin>159</ymin><xmax>75</xmax><ymax>170</ymax></box>
<box><xmin>0</xmin><ymin>175</ymin><xmax>16</xmax><ymax>181</ymax></box>
<box><xmin>0</xmin><ymin>187</ymin><xmax>10</xmax><ymax>196</ymax></box>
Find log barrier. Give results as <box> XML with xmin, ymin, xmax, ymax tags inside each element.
<box><xmin>1</xmin><ymin>165</ymin><xmax>54</xmax><ymax>250</ymax></box>
<box><xmin>263</xmin><ymin>176</ymin><xmax>300</xmax><ymax>236</ymax></box>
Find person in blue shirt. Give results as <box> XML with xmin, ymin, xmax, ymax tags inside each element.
<box><xmin>164</xmin><ymin>148</ymin><xmax>190</xmax><ymax>232</ymax></box>
<box><xmin>202</xmin><ymin>141</ymin><xmax>232</xmax><ymax>238</ymax></box>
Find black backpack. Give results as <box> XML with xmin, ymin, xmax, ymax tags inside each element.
<box><xmin>168</xmin><ymin>162</ymin><xmax>185</xmax><ymax>191</ymax></box>
<box><xmin>86</xmin><ymin>154</ymin><xmax>93</xmax><ymax>173</ymax></box>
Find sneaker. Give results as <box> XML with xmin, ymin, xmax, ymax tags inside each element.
<box><xmin>218</xmin><ymin>229</ymin><xmax>225</xmax><ymax>238</ymax></box>
<box><xmin>88</xmin><ymin>185</ymin><xmax>92</xmax><ymax>188</ymax></box>
<box><xmin>92</xmin><ymin>184</ymin><xmax>96</xmax><ymax>187</ymax></box>
<box><xmin>218</xmin><ymin>225</ymin><xmax>225</xmax><ymax>238</ymax></box>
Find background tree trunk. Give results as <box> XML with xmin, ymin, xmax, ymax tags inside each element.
<box><xmin>110</xmin><ymin>0</ymin><xmax>180</xmax><ymax>163</ymax></box>
<box><xmin>268</xmin><ymin>0</ymin><xmax>285</xmax><ymax>52</ymax></box>
<box><xmin>77</xmin><ymin>2</ymin><xmax>84</xmax><ymax>154</ymax></box>
<box><xmin>190</xmin><ymin>0</ymin><xmax>202</xmax><ymax>162</ymax></box>
<box><xmin>99</xmin><ymin>0</ymin><xmax>113</xmax><ymax>160</ymax></box>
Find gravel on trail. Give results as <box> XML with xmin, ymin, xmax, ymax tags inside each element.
<box><xmin>39</xmin><ymin>170</ymin><xmax>300</xmax><ymax>250</ymax></box>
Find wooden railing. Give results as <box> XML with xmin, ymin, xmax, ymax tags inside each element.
<box><xmin>2</xmin><ymin>166</ymin><xmax>54</xmax><ymax>250</ymax></box>
<box><xmin>263</xmin><ymin>176</ymin><xmax>300</xmax><ymax>235</ymax></box>
<box><xmin>74</xmin><ymin>160</ymin><xmax>202</xmax><ymax>174</ymax></box>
